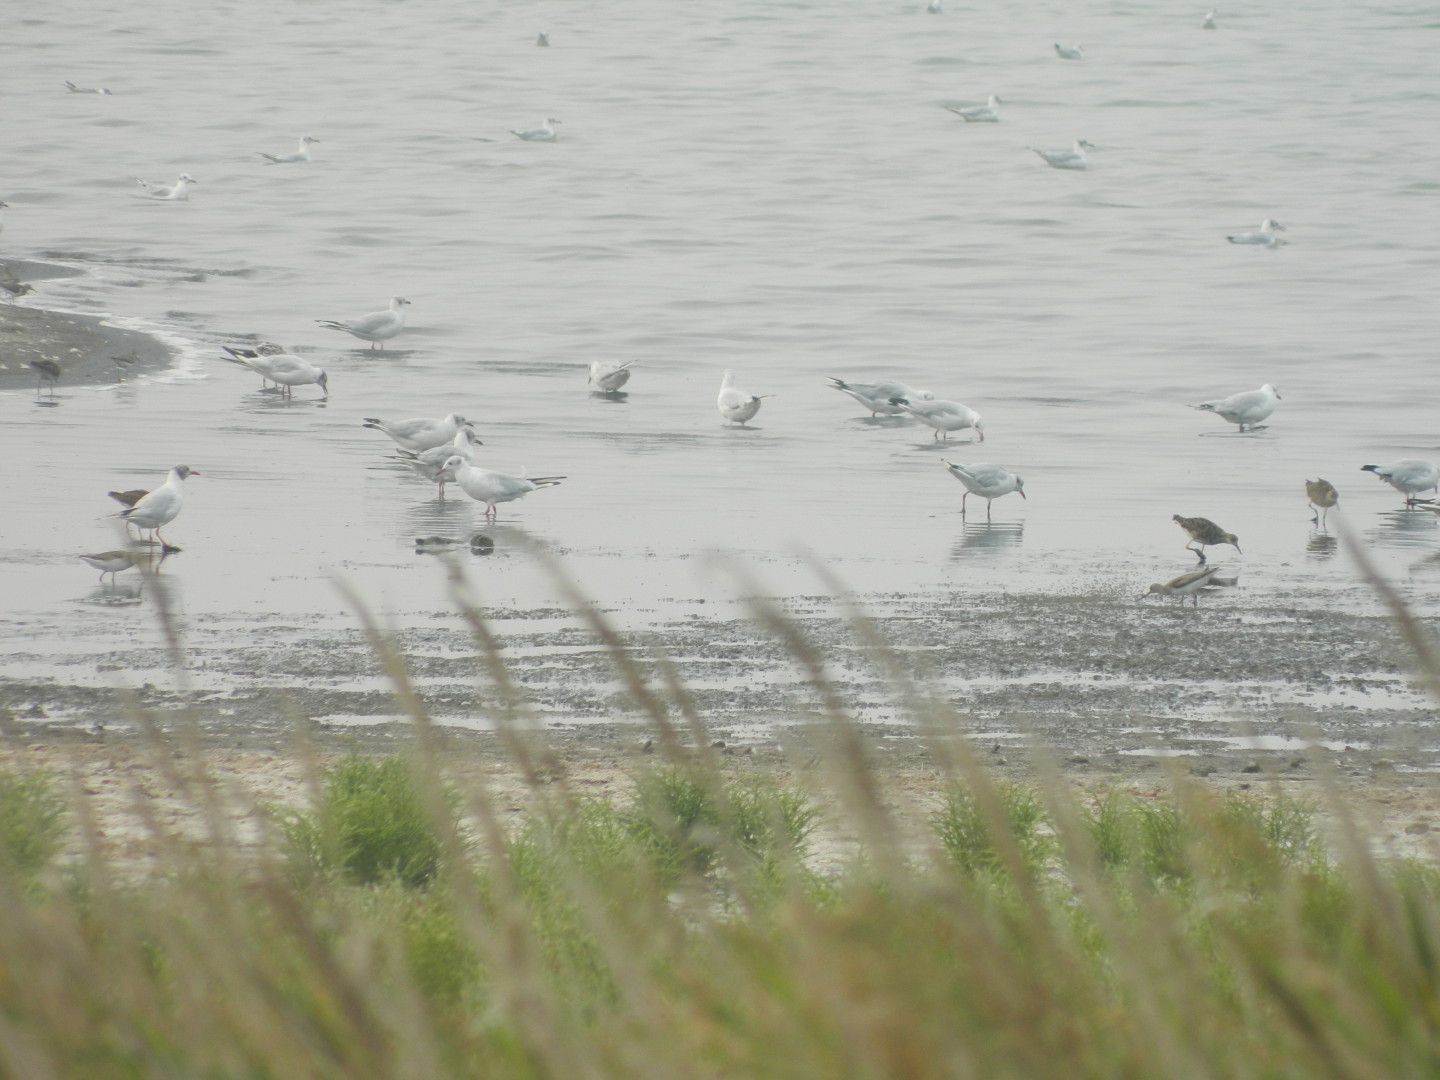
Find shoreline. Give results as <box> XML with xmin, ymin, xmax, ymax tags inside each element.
<box><xmin>0</xmin><ymin>258</ymin><xmax>174</xmax><ymax>390</ymax></box>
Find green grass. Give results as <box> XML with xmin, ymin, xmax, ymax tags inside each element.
<box><xmin>0</xmin><ymin>765</ymin><xmax>67</xmax><ymax>879</ymax></box>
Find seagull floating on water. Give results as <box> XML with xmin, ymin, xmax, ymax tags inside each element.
<box><xmin>1226</xmin><ymin>218</ymin><xmax>1286</xmax><ymax>247</ymax></box>
<box><xmin>120</xmin><ymin>465</ymin><xmax>198</xmax><ymax>552</ymax></box>
<box><xmin>1031</xmin><ymin>140</ymin><xmax>1095</xmax><ymax>170</ymax></box>
<box><xmin>220</xmin><ymin>346</ymin><xmax>328</xmax><ymax>397</ymax></box>
<box><xmin>589</xmin><ymin>359</ymin><xmax>638</xmax><ymax>393</ymax></box>
<box><xmin>363</xmin><ymin>412</ymin><xmax>473</xmax><ymax>454</ymax></box>
<box><xmin>439</xmin><ymin>457</ymin><xmax>565</xmax><ymax>519</ymax></box>
<box><xmin>1361</xmin><ymin>459</ymin><xmax>1440</xmax><ymax>505</ymax></box>
<box><xmin>942</xmin><ymin>461</ymin><xmax>1024</xmax><ymax>519</ymax></box>
<box><xmin>718</xmin><ymin>370</ymin><xmax>770</xmax><ymax>426</ymax></box>
<box><xmin>397</xmin><ymin>428</ymin><xmax>485</xmax><ymax>496</ymax></box>
<box><xmin>1202</xmin><ymin>9</ymin><xmax>1217</xmax><ymax>29</ymax></box>
<box><xmin>946</xmin><ymin>94</ymin><xmax>1002</xmax><ymax>123</ymax></box>
<box><xmin>136</xmin><ymin>174</ymin><xmax>198</xmax><ymax>200</ymax></box>
<box><xmin>510</xmin><ymin>118</ymin><xmax>562</xmax><ymax>142</ymax></box>
<box><xmin>927</xmin><ymin>0</ymin><xmax>943</xmax><ymax>13</ymax></box>
<box><xmin>1191</xmin><ymin>384</ymin><xmax>1280</xmax><ymax>431</ymax></box>
<box><xmin>65</xmin><ymin>80</ymin><xmax>112</xmax><ymax>95</ymax></box>
<box><xmin>1306</xmin><ymin>479</ymin><xmax>1338</xmax><ymax>525</ymax></box>
<box><xmin>1054</xmin><ymin>42</ymin><xmax>1084</xmax><ymax>59</ymax></box>
<box><xmin>827</xmin><ymin>377</ymin><xmax>934</xmax><ymax>417</ymax></box>
<box><xmin>259</xmin><ymin>135</ymin><xmax>319</xmax><ymax>164</ymax></box>
<box><xmin>1143</xmin><ymin>566</ymin><xmax>1237</xmax><ymax>605</ymax></box>
<box><xmin>317</xmin><ymin>296</ymin><xmax>410</xmax><ymax>349</ymax></box>
<box><xmin>893</xmin><ymin>397</ymin><xmax>984</xmax><ymax>441</ymax></box>
<box><xmin>536</xmin><ymin>31</ymin><xmax>551</xmax><ymax>46</ymax></box>
<box><xmin>1173</xmin><ymin>514</ymin><xmax>1240</xmax><ymax>564</ymax></box>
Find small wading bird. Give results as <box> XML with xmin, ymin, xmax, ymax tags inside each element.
<box><xmin>317</xmin><ymin>296</ymin><xmax>410</xmax><ymax>349</ymax></box>
<box><xmin>220</xmin><ymin>345</ymin><xmax>328</xmax><ymax>398</ymax></box>
<box><xmin>1361</xmin><ymin>459</ymin><xmax>1440</xmax><ymax>505</ymax></box>
<box><xmin>29</xmin><ymin>359</ymin><xmax>60</xmax><ymax>392</ymax></box>
<box><xmin>946</xmin><ymin>94</ymin><xmax>1002</xmax><ymax>123</ymax></box>
<box><xmin>65</xmin><ymin>80</ymin><xmax>112</xmax><ymax>95</ymax></box>
<box><xmin>135</xmin><ymin>173</ymin><xmax>198</xmax><ymax>200</ymax></box>
<box><xmin>439</xmin><ymin>457</ymin><xmax>565</xmax><ymax>519</ymax></box>
<box><xmin>1054</xmin><ymin>42</ymin><xmax>1084</xmax><ymax>59</ymax></box>
<box><xmin>363</xmin><ymin>412</ymin><xmax>473</xmax><ymax>454</ymax></box>
<box><xmin>942</xmin><ymin>461</ymin><xmax>1025</xmax><ymax>519</ymax></box>
<box><xmin>1227</xmin><ymin>218</ymin><xmax>1286</xmax><ymax>247</ymax></box>
<box><xmin>892</xmin><ymin>396</ymin><xmax>984</xmax><ymax>441</ymax></box>
<box><xmin>1173</xmin><ymin>514</ymin><xmax>1240</xmax><ymax>564</ymax></box>
<box><xmin>1</xmin><ymin>260</ymin><xmax>35</xmax><ymax>303</ymax></box>
<box><xmin>1306</xmin><ymin>478</ymin><xmax>1338</xmax><ymax>525</ymax></box>
<box><xmin>510</xmin><ymin>118</ymin><xmax>562</xmax><ymax>142</ymax></box>
<box><xmin>589</xmin><ymin>359</ymin><xmax>637</xmax><ymax>393</ymax></box>
<box><xmin>120</xmin><ymin>465</ymin><xmax>198</xmax><ymax>552</ymax></box>
<box><xmin>397</xmin><ymin>427</ymin><xmax>485</xmax><ymax>496</ymax></box>
<box><xmin>718</xmin><ymin>370</ymin><xmax>771</xmax><ymax>426</ymax></box>
<box><xmin>1143</xmin><ymin>565</ymin><xmax>1238</xmax><ymax>606</ymax></box>
<box><xmin>78</xmin><ymin>550</ymin><xmax>140</xmax><ymax>583</ymax></box>
<box><xmin>107</xmin><ymin>488</ymin><xmax>148</xmax><ymax>508</ymax></box>
<box><xmin>1031</xmin><ymin>139</ymin><xmax>1095</xmax><ymax>170</ymax></box>
<box><xmin>827</xmin><ymin>377</ymin><xmax>934</xmax><ymax>417</ymax></box>
<box><xmin>1191</xmin><ymin>383</ymin><xmax>1280</xmax><ymax>432</ymax></box>
<box><xmin>259</xmin><ymin>135</ymin><xmax>319</xmax><ymax>164</ymax></box>
<box><xmin>110</xmin><ymin>350</ymin><xmax>139</xmax><ymax>380</ymax></box>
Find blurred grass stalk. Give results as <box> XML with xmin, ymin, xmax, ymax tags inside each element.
<box><xmin>0</xmin><ymin>540</ymin><xmax>1437</xmax><ymax>1079</ymax></box>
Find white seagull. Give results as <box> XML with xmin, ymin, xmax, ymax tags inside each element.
<box><xmin>1054</xmin><ymin>42</ymin><xmax>1084</xmax><ymax>59</ymax></box>
<box><xmin>827</xmin><ymin>377</ymin><xmax>934</xmax><ymax>417</ymax></box>
<box><xmin>1361</xmin><ymin>459</ymin><xmax>1440</xmax><ymax>505</ymax></box>
<box><xmin>220</xmin><ymin>346</ymin><xmax>328</xmax><ymax>397</ymax></box>
<box><xmin>218</xmin><ymin>342</ymin><xmax>285</xmax><ymax>388</ymax></box>
<box><xmin>65</xmin><ymin>80</ymin><xmax>112</xmax><ymax>95</ymax></box>
<box><xmin>1191</xmin><ymin>384</ymin><xmax>1280</xmax><ymax>431</ymax></box>
<box><xmin>942</xmin><ymin>460</ymin><xmax>1024</xmax><ymax>519</ymax></box>
<box><xmin>363</xmin><ymin>412</ymin><xmax>473</xmax><ymax>454</ymax></box>
<box><xmin>1143</xmin><ymin>566</ymin><xmax>1238</xmax><ymax>606</ymax></box>
<box><xmin>259</xmin><ymin>135</ymin><xmax>319</xmax><ymax>164</ymax></box>
<box><xmin>893</xmin><ymin>397</ymin><xmax>984</xmax><ymax>441</ymax></box>
<box><xmin>1227</xmin><ymin>218</ymin><xmax>1286</xmax><ymax>247</ymax></box>
<box><xmin>510</xmin><ymin>118</ymin><xmax>562</xmax><ymax>142</ymax></box>
<box><xmin>1202</xmin><ymin>9</ymin><xmax>1217</xmax><ymax>29</ymax></box>
<box><xmin>120</xmin><ymin>465</ymin><xmax>198</xmax><ymax>551</ymax></box>
<box><xmin>1031</xmin><ymin>140</ymin><xmax>1095</xmax><ymax>170</ymax></box>
<box><xmin>397</xmin><ymin>428</ymin><xmax>485</xmax><ymax>496</ymax></box>
<box><xmin>946</xmin><ymin>94</ymin><xmax>1002</xmax><ymax>123</ymax></box>
<box><xmin>136</xmin><ymin>173</ymin><xmax>198</xmax><ymax>200</ymax></box>
<box><xmin>718</xmin><ymin>370</ymin><xmax>770</xmax><ymax>426</ymax></box>
<box><xmin>589</xmin><ymin>359</ymin><xmax>638</xmax><ymax>393</ymax></box>
<box><xmin>317</xmin><ymin>296</ymin><xmax>410</xmax><ymax>349</ymax></box>
<box><xmin>439</xmin><ymin>457</ymin><xmax>565</xmax><ymax>518</ymax></box>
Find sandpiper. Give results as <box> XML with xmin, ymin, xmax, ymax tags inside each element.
<box><xmin>107</xmin><ymin>488</ymin><xmax>149</xmax><ymax>508</ymax></box>
<box><xmin>78</xmin><ymin>550</ymin><xmax>140</xmax><ymax>583</ymax></box>
<box><xmin>1360</xmin><ymin>459</ymin><xmax>1440</xmax><ymax>506</ymax></box>
<box><xmin>1305</xmin><ymin>478</ymin><xmax>1338</xmax><ymax>525</ymax></box>
<box><xmin>1142</xmin><ymin>566</ymin><xmax>1238</xmax><ymax>606</ymax></box>
<box><xmin>1173</xmin><ymin>514</ymin><xmax>1240</xmax><ymax>563</ymax></box>
<box><xmin>30</xmin><ymin>360</ymin><xmax>60</xmax><ymax>393</ymax></box>
<box><xmin>110</xmin><ymin>350</ymin><xmax>139</xmax><ymax>380</ymax></box>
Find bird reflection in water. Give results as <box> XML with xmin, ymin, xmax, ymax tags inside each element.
<box><xmin>1367</xmin><ymin>506</ymin><xmax>1439</xmax><ymax>551</ymax></box>
<box><xmin>950</xmin><ymin>520</ymin><xmax>1024</xmax><ymax>558</ymax></box>
<box><xmin>1306</xmin><ymin>531</ymin><xmax>1338</xmax><ymax>560</ymax></box>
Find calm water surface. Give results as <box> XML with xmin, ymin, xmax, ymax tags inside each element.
<box><xmin>2</xmin><ymin>0</ymin><xmax>1439</xmax><ymax>664</ymax></box>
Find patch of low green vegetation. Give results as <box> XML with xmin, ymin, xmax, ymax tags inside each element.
<box><xmin>0</xmin><ymin>765</ymin><xmax>67</xmax><ymax>878</ymax></box>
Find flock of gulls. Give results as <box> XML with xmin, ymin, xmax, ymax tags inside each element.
<box><xmin>26</xmin><ymin>22</ymin><xmax>1438</xmax><ymax>605</ymax></box>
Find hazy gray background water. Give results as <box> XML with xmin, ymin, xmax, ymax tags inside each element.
<box><xmin>3</xmin><ymin>0</ymin><xmax>1439</xmax><ymax>675</ymax></box>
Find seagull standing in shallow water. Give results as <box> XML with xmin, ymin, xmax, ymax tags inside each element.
<box><xmin>399</xmin><ymin>428</ymin><xmax>485</xmax><ymax>496</ymax></box>
<box><xmin>510</xmin><ymin>118</ymin><xmax>562</xmax><ymax>141</ymax></box>
<box><xmin>120</xmin><ymin>465</ymin><xmax>198</xmax><ymax>552</ymax></box>
<box><xmin>893</xmin><ymin>397</ymin><xmax>984</xmax><ymax>441</ymax></box>
<box><xmin>317</xmin><ymin>296</ymin><xmax>410</xmax><ymax>349</ymax></box>
<box><xmin>363</xmin><ymin>413</ymin><xmax>473</xmax><ymax>454</ymax></box>
<box><xmin>1227</xmin><ymin>218</ymin><xmax>1285</xmax><ymax>246</ymax></box>
<box><xmin>718</xmin><ymin>370</ymin><xmax>770</xmax><ymax>426</ymax></box>
<box><xmin>136</xmin><ymin>174</ymin><xmax>198</xmax><ymax>200</ymax></box>
<box><xmin>1360</xmin><ymin>460</ymin><xmax>1440</xmax><ymax>505</ymax></box>
<box><xmin>219</xmin><ymin>346</ymin><xmax>328</xmax><ymax>397</ymax></box>
<box><xmin>946</xmin><ymin>94</ymin><xmax>1002</xmax><ymax>122</ymax></box>
<box><xmin>259</xmin><ymin>135</ymin><xmax>319</xmax><ymax>164</ymax></box>
<box><xmin>589</xmin><ymin>359</ymin><xmax>637</xmax><ymax>393</ymax></box>
<box><xmin>827</xmin><ymin>377</ymin><xmax>933</xmax><ymax>417</ymax></box>
<box><xmin>1191</xmin><ymin>384</ymin><xmax>1280</xmax><ymax>431</ymax></box>
<box><xmin>440</xmin><ymin>457</ymin><xmax>565</xmax><ymax>518</ymax></box>
<box><xmin>1031</xmin><ymin>140</ymin><xmax>1095</xmax><ymax>169</ymax></box>
<box><xmin>942</xmin><ymin>461</ymin><xmax>1024</xmax><ymax>519</ymax></box>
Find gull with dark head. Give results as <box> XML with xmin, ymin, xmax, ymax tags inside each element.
<box><xmin>1191</xmin><ymin>384</ymin><xmax>1280</xmax><ymax>431</ymax></box>
<box><xmin>120</xmin><ymin>465</ymin><xmax>198</xmax><ymax>552</ymax></box>
<box><xmin>317</xmin><ymin>296</ymin><xmax>410</xmax><ymax>349</ymax></box>
<box><xmin>718</xmin><ymin>370</ymin><xmax>771</xmax><ymax>426</ymax></box>
<box><xmin>398</xmin><ymin>428</ymin><xmax>485</xmax><ymax>496</ymax></box>
<box><xmin>220</xmin><ymin>345</ymin><xmax>328</xmax><ymax>397</ymax></box>
<box><xmin>1361</xmin><ymin>459</ymin><xmax>1440</xmax><ymax>505</ymax></box>
<box><xmin>826</xmin><ymin>377</ymin><xmax>933</xmax><ymax>417</ymax></box>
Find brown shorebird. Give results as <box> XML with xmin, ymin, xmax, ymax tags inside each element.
<box><xmin>110</xmin><ymin>350</ymin><xmax>140</xmax><ymax>380</ymax></box>
<box><xmin>1305</xmin><ymin>479</ymin><xmax>1338</xmax><ymax>525</ymax></box>
<box><xmin>107</xmin><ymin>488</ymin><xmax>149</xmax><ymax>508</ymax></box>
<box><xmin>78</xmin><ymin>550</ymin><xmax>141</xmax><ymax>583</ymax></box>
<box><xmin>1142</xmin><ymin>566</ymin><xmax>1238</xmax><ymax>607</ymax></box>
<box><xmin>1173</xmin><ymin>514</ymin><xmax>1240</xmax><ymax>564</ymax></box>
<box><xmin>1</xmin><ymin>263</ymin><xmax>34</xmax><ymax>302</ymax></box>
<box><xmin>29</xmin><ymin>359</ymin><xmax>60</xmax><ymax>392</ymax></box>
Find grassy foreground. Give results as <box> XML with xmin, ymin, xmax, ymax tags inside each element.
<box><xmin>1</xmin><ymin>558</ymin><xmax>1439</xmax><ymax>1079</ymax></box>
